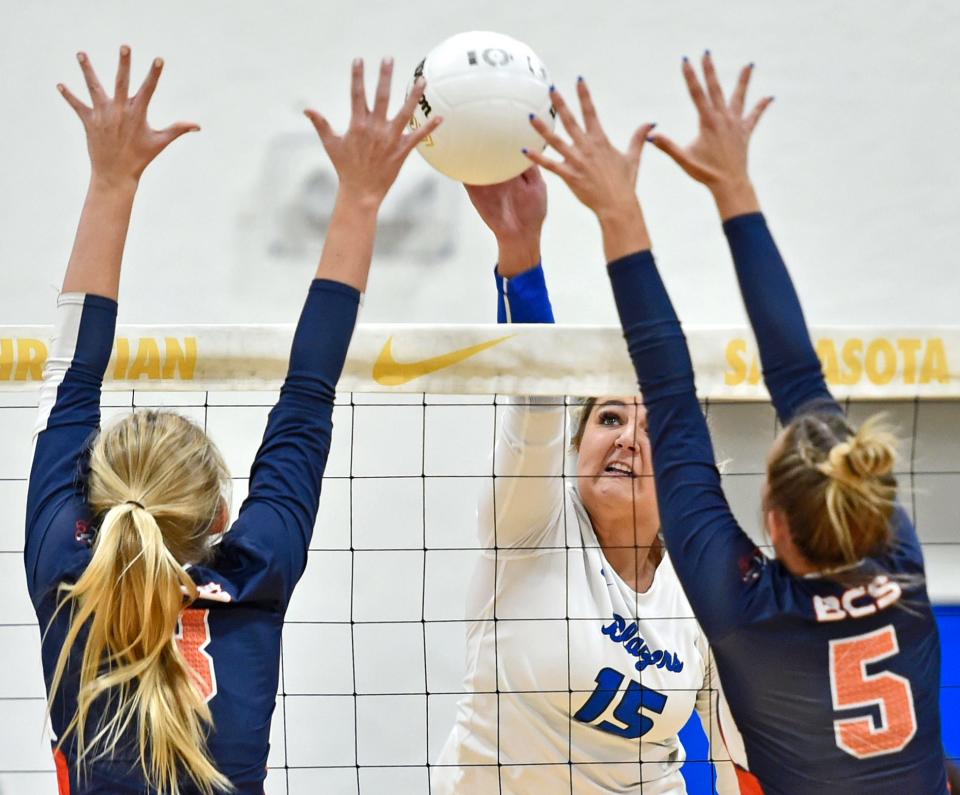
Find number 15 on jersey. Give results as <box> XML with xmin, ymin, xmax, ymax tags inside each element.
<box><xmin>574</xmin><ymin>667</ymin><xmax>668</xmax><ymax>740</ymax></box>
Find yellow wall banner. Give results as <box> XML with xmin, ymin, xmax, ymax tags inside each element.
<box><xmin>0</xmin><ymin>325</ymin><xmax>957</xmax><ymax>399</ymax></box>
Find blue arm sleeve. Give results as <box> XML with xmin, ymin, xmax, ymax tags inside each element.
<box><xmin>723</xmin><ymin>213</ymin><xmax>835</xmax><ymax>423</ymax></box>
<box><xmin>495</xmin><ymin>263</ymin><xmax>555</xmax><ymax>324</ymax></box>
<box><xmin>26</xmin><ymin>293</ymin><xmax>116</xmax><ymax>601</ymax></box>
<box><xmin>219</xmin><ymin>279</ymin><xmax>360</xmax><ymax>606</ymax></box>
<box><xmin>608</xmin><ymin>252</ymin><xmax>762</xmax><ymax>639</ymax></box>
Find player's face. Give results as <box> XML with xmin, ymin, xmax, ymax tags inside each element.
<box><xmin>576</xmin><ymin>396</ymin><xmax>658</xmax><ymax>521</ymax></box>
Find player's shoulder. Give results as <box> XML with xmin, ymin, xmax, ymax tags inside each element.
<box><xmin>26</xmin><ymin>498</ymin><xmax>95</xmax><ymax>606</ymax></box>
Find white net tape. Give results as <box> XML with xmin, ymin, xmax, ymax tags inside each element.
<box><xmin>0</xmin><ymin>324</ymin><xmax>957</xmax><ymax>397</ymax></box>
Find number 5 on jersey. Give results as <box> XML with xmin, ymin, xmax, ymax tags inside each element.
<box><xmin>176</xmin><ymin>608</ymin><xmax>217</xmax><ymax>703</ymax></box>
<box><xmin>829</xmin><ymin>625</ymin><xmax>917</xmax><ymax>759</ymax></box>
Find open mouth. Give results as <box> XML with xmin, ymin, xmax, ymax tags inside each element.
<box><xmin>604</xmin><ymin>463</ymin><xmax>636</xmax><ymax>478</ymax></box>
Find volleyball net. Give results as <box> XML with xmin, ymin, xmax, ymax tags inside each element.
<box><xmin>0</xmin><ymin>323</ymin><xmax>956</xmax><ymax>793</ymax></box>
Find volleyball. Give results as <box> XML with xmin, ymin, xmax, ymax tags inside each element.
<box><xmin>407</xmin><ymin>31</ymin><xmax>555</xmax><ymax>185</ymax></box>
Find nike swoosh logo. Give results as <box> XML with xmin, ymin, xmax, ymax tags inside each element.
<box><xmin>373</xmin><ymin>334</ymin><xmax>513</xmax><ymax>386</ymax></box>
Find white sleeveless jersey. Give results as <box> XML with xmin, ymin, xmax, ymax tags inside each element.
<box><xmin>433</xmin><ymin>399</ymin><xmax>735</xmax><ymax>794</ymax></box>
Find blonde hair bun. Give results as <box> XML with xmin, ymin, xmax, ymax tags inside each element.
<box><xmin>820</xmin><ymin>417</ymin><xmax>897</xmax><ymax>486</ymax></box>
<box><xmin>847</xmin><ymin>418</ymin><xmax>898</xmax><ymax>479</ymax></box>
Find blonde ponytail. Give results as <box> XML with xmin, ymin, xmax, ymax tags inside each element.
<box><xmin>47</xmin><ymin>411</ymin><xmax>233</xmax><ymax>794</ymax></box>
<box><xmin>767</xmin><ymin>410</ymin><xmax>899</xmax><ymax>570</ymax></box>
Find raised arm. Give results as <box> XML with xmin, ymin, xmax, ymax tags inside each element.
<box><xmin>27</xmin><ymin>48</ymin><xmax>199</xmax><ymax>599</ymax></box>
<box><xmin>649</xmin><ymin>54</ymin><xmax>832</xmax><ymax>424</ymax></box>
<box><xmin>524</xmin><ymin>79</ymin><xmax>762</xmax><ymax>639</ymax></box>
<box><xmin>651</xmin><ymin>56</ymin><xmax>921</xmax><ymax>563</ymax></box>
<box><xmin>466</xmin><ymin>166</ymin><xmax>555</xmax><ymax>323</ymax></box>
<box><xmin>607</xmin><ymin>244</ymin><xmax>763</xmax><ymax>638</ymax></box>
<box><xmin>462</xmin><ymin>168</ymin><xmax>565</xmax><ymax>549</ymax></box>
<box><xmin>223</xmin><ymin>59</ymin><xmax>441</xmax><ymax>603</ymax></box>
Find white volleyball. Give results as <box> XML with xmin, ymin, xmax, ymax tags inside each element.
<box><xmin>407</xmin><ymin>31</ymin><xmax>555</xmax><ymax>185</ymax></box>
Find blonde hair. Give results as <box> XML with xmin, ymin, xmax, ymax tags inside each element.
<box><xmin>47</xmin><ymin>410</ymin><xmax>233</xmax><ymax>794</ymax></box>
<box><xmin>767</xmin><ymin>410</ymin><xmax>898</xmax><ymax>569</ymax></box>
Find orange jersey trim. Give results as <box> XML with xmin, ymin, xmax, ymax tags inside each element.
<box><xmin>53</xmin><ymin>747</ymin><xmax>70</xmax><ymax>795</ymax></box>
<box><xmin>735</xmin><ymin>763</ymin><xmax>765</xmax><ymax>794</ymax></box>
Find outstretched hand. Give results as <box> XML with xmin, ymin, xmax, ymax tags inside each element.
<box><xmin>524</xmin><ymin>79</ymin><xmax>654</xmax><ymax>261</ymax></box>
<box><xmin>306</xmin><ymin>57</ymin><xmax>442</xmax><ymax>290</ymax></box>
<box><xmin>59</xmin><ymin>46</ymin><xmax>199</xmax><ymax>188</ymax></box>
<box><xmin>524</xmin><ymin>80</ymin><xmax>654</xmax><ymax>222</ymax></box>
<box><xmin>648</xmin><ymin>53</ymin><xmax>773</xmax><ymax>219</ymax></box>
<box><xmin>465</xmin><ymin>167</ymin><xmax>546</xmax><ymax>277</ymax></box>
<box><xmin>305</xmin><ymin>58</ymin><xmax>442</xmax><ymax>209</ymax></box>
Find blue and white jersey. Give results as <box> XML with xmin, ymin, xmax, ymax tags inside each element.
<box><xmin>26</xmin><ymin>281</ymin><xmax>359</xmax><ymax>794</ymax></box>
<box><xmin>432</xmin><ymin>265</ymin><xmax>735</xmax><ymax>794</ymax></box>
<box><xmin>608</xmin><ymin>214</ymin><xmax>948</xmax><ymax>794</ymax></box>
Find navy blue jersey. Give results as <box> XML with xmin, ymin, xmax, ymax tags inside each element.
<box><xmin>26</xmin><ymin>281</ymin><xmax>359</xmax><ymax>794</ymax></box>
<box><xmin>606</xmin><ymin>215</ymin><xmax>947</xmax><ymax>794</ymax></box>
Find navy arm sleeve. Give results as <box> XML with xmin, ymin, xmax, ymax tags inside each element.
<box><xmin>495</xmin><ymin>263</ymin><xmax>555</xmax><ymax>324</ymax></box>
<box><xmin>217</xmin><ymin>279</ymin><xmax>359</xmax><ymax>607</ymax></box>
<box><xmin>26</xmin><ymin>294</ymin><xmax>116</xmax><ymax>603</ymax></box>
<box><xmin>723</xmin><ymin>213</ymin><xmax>922</xmax><ymax>566</ymax></box>
<box><xmin>609</xmin><ymin>252</ymin><xmax>765</xmax><ymax>640</ymax></box>
<box><xmin>723</xmin><ymin>213</ymin><xmax>834</xmax><ymax>423</ymax></box>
